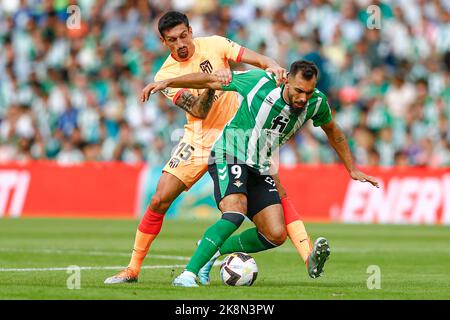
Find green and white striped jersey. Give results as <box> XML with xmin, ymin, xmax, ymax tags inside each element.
<box><xmin>212</xmin><ymin>69</ymin><xmax>332</xmax><ymax>173</ymax></box>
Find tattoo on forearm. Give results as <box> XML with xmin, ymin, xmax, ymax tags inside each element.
<box><xmin>335</xmin><ymin>136</ymin><xmax>346</xmax><ymax>143</ymax></box>
<box><xmin>196</xmin><ymin>89</ymin><xmax>215</xmax><ymax>117</ymax></box>
<box><xmin>175</xmin><ymin>91</ymin><xmax>196</xmax><ymax>113</ymax></box>
<box><xmin>175</xmin><ymin>90</ymin><xmax>215</xmax><ymax>118</ymax></box>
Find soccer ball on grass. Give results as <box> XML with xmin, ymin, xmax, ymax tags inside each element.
<box><xmin>219</xmin><ymin>252</ymin><xmax>258</xmax><ymax>286</ymax></box>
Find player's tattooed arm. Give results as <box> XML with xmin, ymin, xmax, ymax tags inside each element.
<box><xmin>321</xmin><ymin>120</ymin><xmax>379</xmax><ymax>188</ymax></box>
<box><xmin>141</xmin><ymin>73</ymin><xmax>224</xmax><ymax>101</ymax></box>
<box><xmin>175</xmin><ymin>89</ymin><xmax>216</xmax><ymax>119</ymax></box>
<box><xmin>321</xmin><ymin>120</ymin><xmax>351</xmax><ymax>166</ymax></box>
<box><xmin>194</xmin><ymin>88</ymin><xmax>216</xmax><ymax>118</ymax></box>
<box><xmin>140</xmin><ymin>73</ymin><xmax>224</xmax><ymax>118</ymax></box>
<box><xmin>240</xmin><ymin>48</ymin><xmax>287</xmax><ymax>86</ymax></box>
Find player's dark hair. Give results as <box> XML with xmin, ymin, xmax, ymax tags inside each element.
<box><xmin>158</xmin><ymin>11</ymin><xmax>189</xmax><ymax>37</ymax></box>
<box><xmin>289</xmin><ymin>60</ymin><xmax>319</xmax><ymax>80</ymax></box>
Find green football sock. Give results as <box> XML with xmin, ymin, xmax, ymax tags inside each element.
<box><xmin>185</xmin><ymin>214</ymin><xmax>242</xmax><ymax>275</ymax></box>
<box><xmin>220</xmin><ymin>227</ymin><xmax>276</xmax><ymax>254</ymax></box>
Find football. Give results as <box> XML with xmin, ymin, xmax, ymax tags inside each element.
<box><xmin>220</xmin><ymin>252</ymin><xmax>258</xmax><ymax>286</ymax></box>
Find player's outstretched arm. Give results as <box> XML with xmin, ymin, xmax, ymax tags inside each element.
<box><xmin>321</xmin><ymin>120</ymin><xmax>380</xmax><ymax>188</ymax></box>
<box><xmin>141</xmin><ymin>73</ymin><xmax>225</xmax><ymax>118</ymax></box>
<box><xmin>141</xmin><ymin>73</ymin><xmax>223</xmax><ymax>101</ymax></box>
<box><xmin>239</xmin><ymin>48</ymin><xmax>287</xmax><ymax>86</ymax></box>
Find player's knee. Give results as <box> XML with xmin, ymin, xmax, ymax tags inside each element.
<box><xmin>149</xmin><ymin>195</ymin><xmax>162</xmax><ymax>211</ymax></box>
<box><xmin>150</xmin><ymin>194</ymin><xmax>171</xmax><ymax>213</ymax></box>
<box><xmin>265</xmin><ymin>225</ymin><xmax>287</xmax><ymax>246</ymax></box>
<box><xmin>219</xmin><ymin>194</ymin><xmax>247</xmax><ymax>213</ymax></box>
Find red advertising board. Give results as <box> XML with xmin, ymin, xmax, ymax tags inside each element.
<box><xmin>279</xmin><ymin>164</ymin><xmax>450</xmax><ymax>225</ymax></box>
<box><xmin>0</xmin><ymin>161</ymin><xmax>143</xmax><ymax>219</ymax></box>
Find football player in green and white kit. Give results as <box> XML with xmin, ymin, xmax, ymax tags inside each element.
<box><xmin>144</xmin><ymin>60</ymin><xmax>379</xmax><ymax>287</ymax></box>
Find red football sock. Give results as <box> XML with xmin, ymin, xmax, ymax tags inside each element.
<box><xmin>138</xmin><ymin>207</ymin><xmax>165</xmax><ymax>234</ymax></box>
<box><xmin>128</xmin><ymin>207</ymin><xmax>165</xmax><ymax>273</ymax></box>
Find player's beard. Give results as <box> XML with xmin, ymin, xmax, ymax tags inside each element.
<box><xmin>287</xmin><ymin>94</ymin><xmax>306</xmax><ymax>114</ymax></box>
<box><xmin>177</xmin><ymin>47</ymin><xmax>188</xmax><ymax>59</ymax></box>
<box><xmin>289</xmin><ymin>105</ymin><xmax>305</xmax><ymax>116</ymax></box>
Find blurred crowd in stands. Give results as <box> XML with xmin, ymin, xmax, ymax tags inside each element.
<box><xmin>1</xmin><ymin>0</ymin><xmax>450</xmax><ymax>167</ymax></box>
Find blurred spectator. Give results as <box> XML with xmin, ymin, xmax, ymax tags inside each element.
<box><xmin>56</xmin><ymin>138</ymin><xmax>84</xmax><ymax>165</ymax></box>
<box><xmin>394</xmin><ymin>150</ymin><xmax>410</xmax><ymax>167</ymax></box>
<box><xmin>0</xmin><ymin>0</ymin><xmax>449</xmax><ymax>168</ymax></box>
<box><xmin>385</xmin><ymin>72</ymin><xmax>416</xmax><ymax>119</ymax></box>
<box><xmin>367</xmin><ymin>147</ymin><xmax>381</xmax><ymax>167</ymax></box>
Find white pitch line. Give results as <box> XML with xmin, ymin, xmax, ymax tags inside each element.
<box><xmin>0</xmin><ymin>263</ymin><xmax>223</xmax><ymax>272</ymax></box>
<box><xmin>0</xmin><ymin>265</ymin><xmax>186</xmax><ymax>272</ymax></box>
<box><xmin>0</xmin><ymin>247</ymin><xmax>223</xmax><ymax>272</ymax></box>
<box><xmin>0</xmin><ymin>248</ymin><xmax>190</xmax><ymax>261</ymax></box>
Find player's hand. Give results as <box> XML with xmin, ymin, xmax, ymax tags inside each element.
<box><xmin>265</xmin><ymin>66</ymin><xmax>288</xmax><ymax>87</ymax></box>
<box><xmin>214</xmin><ymin>69</ymin><xmax>232</xmax><ymax>85</ymax></box>
<box><xmin>350</xmin><ymin>169</ymin><xmax>380</xmax><ymax>188</ymax></box>
<box><xmin>141</xmin><ymin>81</ymin><xmax>169</xmax><ymax>102</ymax></box>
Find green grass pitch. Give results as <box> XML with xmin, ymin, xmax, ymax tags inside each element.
<box><xmin>0</xmin><ymin>218</ymin><xmax>449</xmax><ymax>300</ymax></box>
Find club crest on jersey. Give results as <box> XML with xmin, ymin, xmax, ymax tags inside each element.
<box><xmin>233</xmin><ymin>180</ymin><xmax>243</xmax><ymax>188</ymax></box>
<box><xmin>200</xmin><ymin>60</ymin><xmax>213</xmax><ymax>74</ymax></box>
